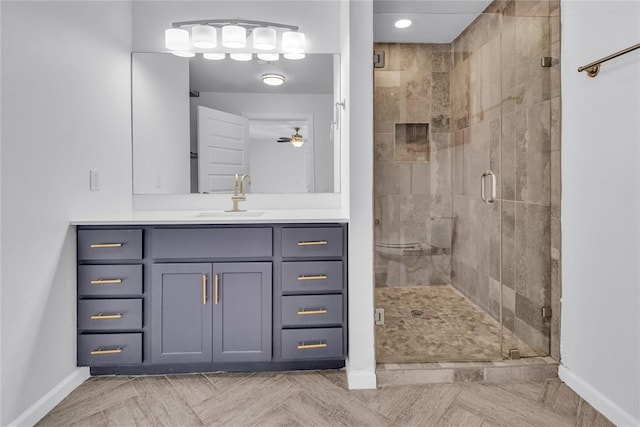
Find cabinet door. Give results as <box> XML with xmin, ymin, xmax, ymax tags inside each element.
<box><xmin>151</xmin><ymin>263</ymin><xmax>213</xmax><ymax>364</ymax></box>
<box><xmin>212</xmin><ymin>262</ymin><xmax>272</xmax><ymax>362</ymax></box>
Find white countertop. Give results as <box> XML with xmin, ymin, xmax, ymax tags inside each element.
<box><xmin>70</xmin><ymin>209</ymin><xmax>348</xmax><ymax>225</ymax></box>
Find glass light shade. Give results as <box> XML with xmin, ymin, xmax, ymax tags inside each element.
<box><xmin>290</xmin><ymin>136</ymin><xmax>304</xmax><ymax>148</ymax></box>
<box><xmin>261</xmin><ymin>73</ymin><xmax>285</xmax><ymax>86</ymax></box>
<box><xmin>282</xmin><ymin>31</ymin><xmax>305</xmax><ymax>54</ymax></box>
<box><xmin>222</xmin><ymin>25</ymin><xmax>246</xmax><ymax>48</ymax></box>
<box><xmin>257</xmin><ymin>53</ymin><xmax>279</xmax><ymax>61</ymax></box>
<box><xmin>203</xmin><ymin>52</ymin><xmax>226</xmax><ymax>60</ymax></box>
<box><xmin>230</xmin><ymin>53</ymin><xmax>252</xmax><ymax>61</ymax></box>
<box><xmin>253</xmin><ymin>27</ymin><xmax>277</xmax><ymax>50</ymax></box>
<box><xmin>165</xmin><ymin>28</ymin><xmax>190</xmax><ymax>51</ymax></box>
<box><xmin>171</xmin><ymin>50</ymin><xmax>196</xmax><ymax>58</ymax></box>
<box><xmin>191</xmin><ymin>25</ymin><xmax>217</xmax><ymax>49</ymax></box>
<box><xmin>394</xmin><ymin>19</ymin><xmax>412</xmax><ymax>29</ymax></box>
<box><xmin>283</xmin><ymin>52</ymin><xmax>305</xmax><ymax>60</ymax></box>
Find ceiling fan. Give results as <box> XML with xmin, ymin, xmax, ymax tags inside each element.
<box><xmin>277</xmin><ymin>127</ymin><xmax>305</xmax><ymax>148</ymax></box>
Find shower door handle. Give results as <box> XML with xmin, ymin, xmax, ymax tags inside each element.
<box><xmin>481</xmin><ymin>171</ymin><xmax>496</xmax><ymax>204</ymax></box>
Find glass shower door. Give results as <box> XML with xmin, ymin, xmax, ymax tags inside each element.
<box><xmin>499</xmin><ymin>10</ymin><xmax>555</xmax><ymax>359</ymax></box>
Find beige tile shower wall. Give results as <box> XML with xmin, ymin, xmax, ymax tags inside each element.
<box><xmin>373</xmin><ymin>43</ymin><xmax>453</xmax><ymax>287</ymax></box>
<box><xmin>450</xmin><ymin>0</ymin><xmax>560</xmax><ymax>356</ymax></box>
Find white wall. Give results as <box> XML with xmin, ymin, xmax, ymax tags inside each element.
<box><xmin>560</xmin><ymin>1</ymin><xmax>640</xmax><ymax>425</ymax></box>
<box><xmin>345</xmin><ymin>0</ymin><xmax>376</xmax><ymax>389</ymax></box>
<box><xmin>133</xmin><ymin>53</ymin><xmax>190</xmax><ymax>194</ymax></box>
<box><xmin>192</xmin><ymin>92</ymin><xmax>334</xmax><ymax>192</ymax></box>
<box><xmin>1</xmin><ymin>2</ymin><xmax>133</xmax><ymax>425</ymax></box>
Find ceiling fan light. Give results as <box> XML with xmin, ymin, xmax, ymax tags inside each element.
<box><xmin>257</xmin><ymin>53</ymin><xmax>279</xmax><ymax>61</ymax></box>
<box><xmin>222</xmin><ymin>25</ymin><xmax>246</xmax><ymax>48</ymax></box>
<box><xmin>203</xmin><ymin>52</ymin><xmax>226</xmax><ymax>60</ymax></box>
<box><xmin>283</xmin><ymin>52</ymin><xmax>305</xmax><ymax>60</ymax></box>
<box><xmin>261</xmin><ymin>73</ymin><xmax>285</xmax><ymax>86</ymax></box>
<box><xmin>291</xmin><ymin>137</ymin><xmax>304</xmax><ymax>148</ymax></box>
<box><xmin>282</xmin><ymin>31</ymin><xmax>305</xmax><ymax>54</ymax></box>
<box><xmin>165</xmin><ymin>28</ymin><xmax>190</xmax><ymax>51</ymax></box>
<box><xmin>230</xmin><ymin>53</ymin><xmax>252</xmax><ymax>61</ymax></box>
<box><xmin>171</xmin><ymin>50</ymin><xmax>196</xmax><ymax>58</ymax></box>
<box><xmin>192</xmin><ymin>25</ymin><xmax>217</xmax><ymax>49</ymax></box>
<box><xmin>253</xmin><ymin>27</ymin><xmax>277</xmax><ymax>50</ymax></box>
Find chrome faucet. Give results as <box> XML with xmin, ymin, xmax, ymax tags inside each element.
<box><xmin>228</xmin><ymin>174</ymin><xmax>251</xmax><ymax>212</ymax></box>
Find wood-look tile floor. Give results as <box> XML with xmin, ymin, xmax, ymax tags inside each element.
<box><xmin>37</xmin><ymin>370</ymin><xmax>614</xmax><ymax>426</ymax></box>
<box><xmin>376</xmin><ymin>285</ymin><xmax>539</xmax><ymax>363</ymax></box>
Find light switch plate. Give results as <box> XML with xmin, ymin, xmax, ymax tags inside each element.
<box><xmin>90</xmin><ymin>169</ymin><xmax>100</xmax><ymax>191</ymax></box>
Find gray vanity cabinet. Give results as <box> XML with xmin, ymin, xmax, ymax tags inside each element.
<box><xmin>151</xmin><ymin>263</ymin><xmax>213</xmax><ymax>364</ymax></box>
<box><xmin>77</xmin><ymin>223</ymin><xmax>347</xmax><ymax>375</ymax></box>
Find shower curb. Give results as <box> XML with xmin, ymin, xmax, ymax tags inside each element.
<box><xmin>376</xmin><ymin>357</ymin><xmax>558</xmax><ymax>386</ymax></box>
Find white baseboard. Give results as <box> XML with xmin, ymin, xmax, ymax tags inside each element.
<box><xmin>346</xmin><ymin>368</ymin><xmax>377</xmax><ymax>390</ymax></box>
<box><xmin>559</xmin><ymin>365</ymin><xmax>639</xmax><ymax>427</ymax></box>
<box><xmin>9</xmin><ymin>367</ymin><xmax>90</xmax><ymax>427</ymax></box>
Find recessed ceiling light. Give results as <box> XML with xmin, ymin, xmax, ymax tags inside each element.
<box><xmin>394</xmin><ymin>19</ymin><xmax>412</xmax><ymax>29</ymax></box>
<box><xmin>262</xmin><ymin>73</ymin><xmax>285</xmax><ymax>86</ymax></box>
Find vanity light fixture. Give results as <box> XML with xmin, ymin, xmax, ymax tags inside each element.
<box><xmin>221</xmin><ymin>24</ymin><xmax>246</xmax><ymax>48</ymax></box>
<box><xmin>203</xmin><ymin>52</ymin><xmax>226</xmax><ymax>60</ymax></box>
<box><xmin>164</xmin><ymin>19</ymin><xmax>306</xmax><ymax>61</ymax></box>
<box><xmin>394</xmin><ymin>19</ymin><xmax>412</xmax><ymax>29</ymax></box>
<box><xmin>261</xmin><ymin>73</ymin><xmax>285</xmax><ymax>86</ymax></box>
<box><xmin>253</xmin><ymin>27</ymin><xmax>277</xmax><ymax>50</ymax></box>
<box><xmin>191</xmin><ymin>24</ymin><xmax>217</xmax><ymax>48</ymax></box>
<box><xmin>230</xmin><ymin>53</ymin><xmax>253</xmax><ymax>61</ymax></box>
<box><xmin>257</xmin><ymin>53</ymin><xmax>279</xmax><ymax>61</ymax></box>
<box><xmin>284</xmin><ymin>53</ymin><xmax>305</xmax><ymax>60</ymax></box>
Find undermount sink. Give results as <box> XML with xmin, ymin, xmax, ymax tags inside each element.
<box><xmin>194</xmin><ymin>211</ymin><xmax>266</xmax><ymax>218</ymax></box>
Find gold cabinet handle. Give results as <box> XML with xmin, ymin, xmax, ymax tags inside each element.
<box><xmin>214</xmin><ymin>274</ymin><xmax>219</xmax><ymax>305</ymax></box>
<box><xmin>297</xmin><ymin>343</ymin><xmax>327</xmax><ymax>350</ymax></box>
<box><xmin>297</xmin><ymin>275</ymin><xmax>328</xmax><ymax>281</ymax></box>
<box><xmin>202</xmin><ymin>274</ymin><xmax>207</xmax><ymax>305</ymax></box>
<box><xmin>297</xmin><ymin>310</ymin><xmax>328</xmax><ymax>315</ymax></box>
<box><xmin>90</xmin><ymin>243</ymin><xmax>123</xmax><ymax>248</ymax></box>
<box><xmin>90</xmin><ymin>348</ymin><xmax>122</xmax><ymax>355</ymax></box>
<box><xmin>297</xmin><ymin>241</ymin><xmax>328</xmax><ymax>246</ymax></box>
<box><xmin>90</xmin><ymin>279</ymin><xmax>123</xmax><ymax>285</ymax></box>
<box><xmin>90</xmin><ymin>313</ymin><xmax>123</xmax><ymax>320</ymax></box>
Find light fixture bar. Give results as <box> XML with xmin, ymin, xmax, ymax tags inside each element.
<box><xmin>172</xmin><ymin>19</ymin><xmax>298</xmax><ymax>32</ymax></box>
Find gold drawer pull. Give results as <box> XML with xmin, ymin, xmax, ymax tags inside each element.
<box><xmin>297</xmin><ymin>275</ymin><xmax>328</xmax><ymax>281</ymax></box>
<box><xmin>90</xmin><ymin>348</ymin><xmax>122</xmax><ymax>355</ymax></box>
<box><xmin>297</xmin><ymin>343</ymin><xmax>327</xmax><ymax>350</ymax></box>
<box><xmin>297</xmin><ymin>310</ymin><xmax>328</xmax><ymax>315</ymax></box>
<box><xmin>297</xmin><ymin>241</ymin><xmax>328</xmax><ymax>246</ymax></box>
<box><xmin>90</xmin><ymin>279</ymin><xmax>123</xmax><ymax>285</ymax></box>
<box><xmin>214</xmin><ymin>274</ymin><xmax>219</xmax><ymax>305</ymax></box>
<box><xmin>90</xmin><ymin>243</ymin><xmax>123</xmax><ymax>248</ymax></box>
<box><xmin>90</xmin><ymin>313</ymin><xmax>123</xmax><ymax>320</ymax></box>
<box><xmin>203</xmin><ymin>274</ymin><xmax>207</xmax><ymax>305</ymax></box>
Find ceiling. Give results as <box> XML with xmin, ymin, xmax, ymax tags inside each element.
<box><xmin>189</xmin><ymin>53</ymin><xmax>334</xmax><ymax>94</ymax></box>
<box><xmin>373</xmin><ymin>0</ymin><xmax>493</xmax><ymax>43</ymax></box>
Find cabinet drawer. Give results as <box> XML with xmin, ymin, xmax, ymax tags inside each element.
<box><xmin>78</xmin><ymin>229</ymin><xmax>142</xmax><ymax>261</ymax></box>
<box><xmin>281</xmin><ymin>227</ymin><xmax>343</xmax><ymax>258</ymax></box>
<box><xmin>77</xmin><ymin>333</ymin><xmax>142</xmax><ymax>366</ymax></box>
<box><xmin>152</xmin><ymin>228</ymin><xmax>272</xmax><ymax>259</ymax></box>
<box><xmin>78</xmin><ymin>265</ymin><xmax>142</xmax><ymax>296</ymax></box>
<box><xmin>78</xmin><ymin>299</ymin><xmax>142</xmax><ymax>331</ymax></box>
<box><xmin>282</xmin><ymin>295</ymin><xmax>343</xmax><ymax>327</ymax></box>
<box><xmin>282</xmin><ymin>261</ymin><xmax>343</xmax><ymax>294</ymax></box>
<box><xmin>281</xmin><ymin>328</ymin><xmax>343</xmax><ymax>360</ymax></box>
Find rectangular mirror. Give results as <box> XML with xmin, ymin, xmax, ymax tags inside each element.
<box><xmin>132</xmin><ymin>52</ymin><xmax>340</xmax><ymax>195</ymax></box>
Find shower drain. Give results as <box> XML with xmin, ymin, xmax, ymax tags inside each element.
<box><xmin>410</xmin><ymin>309</ymin><xmax>424</xmax><ymax>317</ymax></box>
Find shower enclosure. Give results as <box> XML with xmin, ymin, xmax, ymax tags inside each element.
<box><xmin>374</xmin><ymin>3</ymin><xmax>559</xmax><ymax>364</ymax></box>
